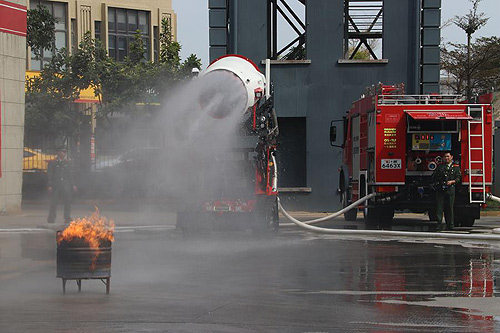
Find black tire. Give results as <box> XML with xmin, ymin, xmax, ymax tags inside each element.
<box><xmin>380</xmin><ymin>208</ymin><xmax>394</xmax><ymax>230</ymax></box>
<box><xmin>342</xmin><ymin>192</ymin><xmax>357</xmax><ymax>221</ymax></box>
<box><xmin>363</xmin><ymin>207</ymin><xmax>379</xmax><ymax>229</ymax></box>
<box><xmin>364</xmin><ymin>207</ymin><xmax>393</xmax><ymax>229</ymax></box>
<box><xmin>252</xmin><ymin>197</ymin><xmax>279</xmax><ymax>237</ymax></box>
<box><xmin>428</xmin><ymin>209</ymin><xmax>438</xmax><ymax>221</ymax></box>
<box><xmin>456</xmin><ymin>216</ymin><xmax>475</xmax><ymax>227</ymax></box>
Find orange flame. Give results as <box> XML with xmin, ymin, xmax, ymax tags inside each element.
<box><xmin>57</xmin><ymin>208</ymin><xmax>115</xmax><ymax>269</ymax></box>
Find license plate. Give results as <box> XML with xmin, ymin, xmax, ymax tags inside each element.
<box><xmin>381</xmin><ymin>159</ymin><xmax>402</xmax><ymax>169</ymax></box>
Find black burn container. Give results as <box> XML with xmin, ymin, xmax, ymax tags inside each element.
<box><xmin>56</xmin><ymin>232</ymin><xmax>112</xmax><ymax>294</ymax></box>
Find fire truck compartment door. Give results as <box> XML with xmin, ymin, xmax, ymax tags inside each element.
<box><xmin>406</xmin><ymin>111</ymin><xmax>472</xmax><ymax>120</ymax></box>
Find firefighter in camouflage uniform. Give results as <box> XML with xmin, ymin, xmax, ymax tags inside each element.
<box><xmin>432</xmin><ymin>152</ymin><xmax>461</xmax><ymax>231</ymax></box>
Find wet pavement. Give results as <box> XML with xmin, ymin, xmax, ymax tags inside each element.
<box><xmin>1</xmin><ymin>218</ymin><xmax>500</xmax><ymax>332</ymax></box>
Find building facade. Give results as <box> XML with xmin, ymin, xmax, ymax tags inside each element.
<box><xmin>25</xmin><ymin>0</ymin><xmax>177</xmax><ymax>175</ymax></box>
<box><xmin>28</xmin><ymin>0</ymin><xmax>177</xmax><ymax>69</ymax></box>
<box><xmin>210</xmin><ymin>0</ymin><xmax>441</xmax><ymax>211</ymax></box>
<box><xmin>0</xmin><ymin>0</ymin><xmax>27</xmax><ymax>214</ymax></box>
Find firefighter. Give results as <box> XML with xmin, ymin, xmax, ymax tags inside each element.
<box><xmin>47</xmin><ymin>147</ymin><xmax>77</xmax><ymax>224</ymax></box>
<box><xmin>432</xmin><ymin>152</ymin><xmax>461</xmax><ymax>231</ymax></box>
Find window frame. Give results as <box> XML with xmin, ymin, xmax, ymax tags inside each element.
<box><xmin>29</xmin><ymin>0</ymin><xmax>68</xmax><ymax>70</ymax></box>
<box><xmin>342</xmin><ymin>0</ymin><xmax>386</xmax><ymax>63</ymax></box>
<box><xmin>108</xmin><ymin>7</ymin><xmax>151</xmax><ymax>62</ymax></box>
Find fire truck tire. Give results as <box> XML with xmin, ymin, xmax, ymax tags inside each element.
<box><xmin>456</xmin><ymin>216</ymin><xmax>475</xmax><ymax>228</ymax></box>
<box><xmin>252</xmin><ymin>197</ymin><xmax>279</xmax><ymax>237</ymax></box>
<box><xmin>342</xmin><ymin>193</ymin><xmax>357</xmax><ymax>221</ymax></box>
<box><xmin>364</xmin><ymin>207</ymin><xmax>393</xmax><ymax>229</ymax></box>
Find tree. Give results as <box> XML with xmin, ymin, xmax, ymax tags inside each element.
<box><xmin>441</xmin><ymin>37</ymin><xmax>500</xmax><ymax>96</ymax></box>
<box><xmin>450</xmin><ymin>0</ymin><xmax>489</xmax><ymax>99</ymax></box>
<box><xmin>128</xmin><ymin>30</ymin><xmax>146</xmax><ymax>65</ymax></box>
<box><xmin>27</xmin><ymin>5</ymin><xmax>56</xmax><ymax>59</ymax></box>
<box><xmin>159</xmin><ymin>17</ymin><xmax>181</xmax><ymax>69</ymax></box>
<box><xmin>180</xmin><ymin>54</ymin><xmax>202</xmax><ymax>77</ymax></box>
<box><xmin>25</xmin><ymin>48</ymin><xmax>81</xmax><ymax>142</ymax></box>
<box><xmin>26</xmin><ymin>13</ymin><xmax>201</xmax><ymax>139</ymax></box>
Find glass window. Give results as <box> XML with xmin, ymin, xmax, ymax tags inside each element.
<box><xmin>153</xmin><ymin>26</ymin><xmax>158</xmax><ymax>62</ymax></box>
<box><xmin>117</xmin><ymin>9</ymin><xmax>126</xmax><ymax>32</ymax></box>
<box><xmin>108</xmin><ymin>7</ymin><xmax>151</xmax><ymax>62</ymax></box>
<box><xmin>95</xmin><ymin>21</ymin><xmax>101</xmax><ymax>41</ymax></box>
<box><xmin>128</xmin><ymin>11</ymin><xmax>137</xmax><ymax>32</ymax></box>
<box><xmin>31</xmin><ymin>57</ymin><xmax>42</xmax><ymax>71</ymax></box>
<box><xmin>108</xmin><ymin>35</ymin><xmax>116</xmax><ymax>58</ymax></box>
<box><xmin>71</xmin><ymin>19</ymin><xmax>77</xmax><ymax>54</ymax></box>
<box><xmin>108</xmin><ymin>9</ymin><xmax>116</xmax><ymax>31</ymax></box>
<box><xmin>55</xmin><ymin>31</ymin><xmax>66</xmax><ymax>50</ymax></box>
<box><xmin>118</xmin><ymin>36</ymin><xmax>127</xmax><ymax>61</ymax></box>
<box><xmin>53</xmin><ymin>3</ymin><xmax>66</xmax><ymax>30</ymax></box>
<box><xmin>142</xmin><ymin>37</ymin><xmax>149</xmax><ymax>60</ymax></box>
<box><xmin>29</xmin><ymin>1</ymin><xmax>68</xmax><ymax>70</ymax></box>
<box><xmin>138</xmin><ymin>12</ymin><xmax>148</xmax><ymax>34</ymax></box>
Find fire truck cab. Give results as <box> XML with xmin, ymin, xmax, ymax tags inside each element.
<box><xmin>332</xmin><ymin>84</ymin><xmax>494</xmax><ymax>228</ymax></box>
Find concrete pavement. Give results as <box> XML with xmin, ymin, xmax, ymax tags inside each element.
<box><xmin>1</xmin><ymin>200</ymin><xmax>500</xmax><ymax>232</ymax></box>
<box><xmin>0</xmin><ymin>201</ymin><xmax>177</xmax><ymax>230</ymax></box>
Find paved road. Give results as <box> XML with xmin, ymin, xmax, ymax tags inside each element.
<box><xmin>1</xmin><ymin>217</ymin><xmax>500</xmax><ymax>332</ymax></box>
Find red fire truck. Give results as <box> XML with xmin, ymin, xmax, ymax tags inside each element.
<box><xmin>332</xmin><ymin>84</ymin><xmax>494</xmax><ymax>228</ymax></box>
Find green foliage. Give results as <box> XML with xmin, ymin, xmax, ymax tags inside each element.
<box><xmin>180</xmin><ymin>54</ymin><xmax>202</xmax><ymax>76</ymax></box>
<box><xmin>128</xmin><ymin>30</ymin><xmax>146</xmax><ymax>65</ymax></box>
<box><xmin>27</xmin><ymin>5</ymin><xmax>56</xmax><ymax>59</ymax></box>
<box><xmin>159</xmin><ymin>17</ymin><xmax>181</xmax><ymax>69</ymax></box>
<box><xmin>26</xmin><ymin>15</ymin><xmax>202</xmax><ymax>140</ymax></box>
<box><xmin>25</xmin><ymin>49</ymin><xmax>80</xmax><ymax>139</ymax></box>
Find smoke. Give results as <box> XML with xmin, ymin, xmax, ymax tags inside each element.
<box><xmin>146</xmin><ymin>70</ymin><xmax>251</xmax><ymax>210</ymax></box>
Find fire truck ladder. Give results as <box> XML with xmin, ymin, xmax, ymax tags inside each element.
<box><xmin>467</xmin><ymin>106</ymin><xmax>486</xmax><ymax>203</ymax></box>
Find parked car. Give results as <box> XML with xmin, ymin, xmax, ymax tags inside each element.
<box><xmin>23</xmin><ymin>148</ymin><xmax>57</xmax><ymax>172</ymax></box>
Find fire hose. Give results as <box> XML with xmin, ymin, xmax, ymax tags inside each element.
<box><xmin>277</xmin><ymin>194</ymin><xmax>500</xmax><ymax>240</ymax></box>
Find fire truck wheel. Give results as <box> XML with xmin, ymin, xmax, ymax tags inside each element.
<box><xmin>252</xmin><ymin>197</ymin><xmax>279</xmax><ymax>237</ymax></box>
<box><xmin>342</xmin><ymin>192</ymin><xmax>357</xmax><ymax>221</ymax></box>
<box><xmin>456</xmin><ymin>216</ymin><xmax>475</xmax><ymax>228</ymax></box>
<box><xmin>364</xmin><ymin>207</ymin><xmax>393</xmax><ymax>229</ymax></box>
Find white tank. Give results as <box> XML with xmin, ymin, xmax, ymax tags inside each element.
<box><xmin>198</xmin><ymin>55</ymin><xmax>266</xmax><ymax>119</ymax></box>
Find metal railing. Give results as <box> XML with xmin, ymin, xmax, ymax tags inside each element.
<box><xmin>377</xmin><ymin>94</ymin><xmax>463</xmax><ymax>105</ymax></box>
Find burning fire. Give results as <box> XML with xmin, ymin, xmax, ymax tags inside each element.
<box><xmin>57</xmin><ymin>208</ymin><xmax>115</xmax><ymax>268</ymax></box>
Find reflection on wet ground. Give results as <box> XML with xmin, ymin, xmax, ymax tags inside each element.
<box><xmin>0</xmin><ymin>230</ymin><xmax>499</xmax><ymax>332</ymax></box>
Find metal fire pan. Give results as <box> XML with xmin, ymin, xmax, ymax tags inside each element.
<box><xmin>56</xmin><ymin>237</ymin><xmax>112</xmax><ymax>279</ymax></box>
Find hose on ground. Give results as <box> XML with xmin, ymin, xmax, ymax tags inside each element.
<box><xmin>279</xmin><ymin>193</ymin><xmax>377</xmax><ymax>227</ymax></box>
<box><xmin>277</xmin><ymin>197</ymin><xmax>500</xmax><ymax>241</ymax></box>
<box><xmin>487</xmin><ymin>193</ymin><xmax>500</xmax><ymax>204</ymax></box>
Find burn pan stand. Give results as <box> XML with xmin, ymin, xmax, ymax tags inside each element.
<box><xmin>56</xmin><ymin>233</ymin><xmax>112</xmax><ymax>295</ymax></box>
<box><xmin>61</xmin><ymin>276</ymin><xmax>110</xmax><ymax>294</ymax></box>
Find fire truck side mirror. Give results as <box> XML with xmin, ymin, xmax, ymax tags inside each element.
<box><xmin>330</xmin><ymin>120</ymin><xmax>344</xmax><ymax>148</ymax></box>
<box><xmin>330</xmin><ymin>125</ymin><xmax>337</xmax><ymax>144</ymax></box>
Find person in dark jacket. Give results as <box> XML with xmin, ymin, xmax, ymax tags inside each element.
<box><xmin>432</xmin><ymin>152</ymin><xmax>461</xmax><ymax>231</ymax></box>
<box><xmin>47</xmin><ymin>147</ymin><xmax>77</xmax><ymax>224</ymax></box>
